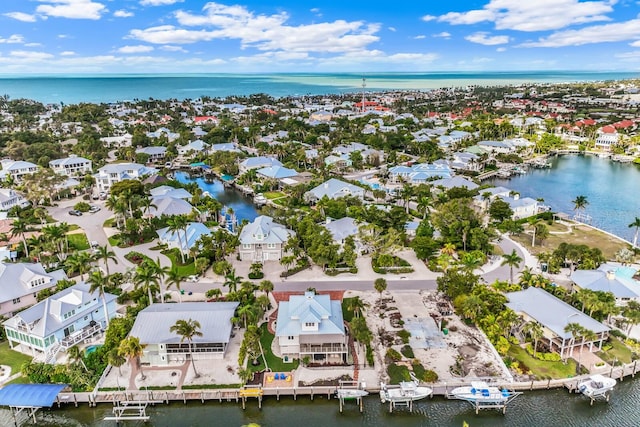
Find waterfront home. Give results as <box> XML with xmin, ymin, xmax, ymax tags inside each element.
<box><xmin>178</xmin><ymin>139</ymin><xmax>209</xmax><ymax>157</ymax></box>
<box><xmin>0</xmin><ymin>262</ymin><xmax>67</xmax><ymax>317</ymax></box>
<box><xmin>431</xmin><ymin>176</ymin><xmax>479</xmax><ymax>191</ymax></box>
<box><xmin>0</xmin><ymin>188</ymin><xmax>30</xmax><ymax>211</ymax></box>
<box><xmin>305</xmin><ymin>178</ymin><xmax>365</xmax><ymax>203</ymax></box>
<box><xmin>49</xmin><ymin>155</ymin><xmax>92</xmax><ymax>177</ymax></box>
<box><xmin>0</xmin><ymin>159</ymin><xmax>38</xmax><ymax>182</ymax></box>
<box><xmin>256</xmin><ymin>165</ymin><xmax>298</xmax><ymax>180</ymax></box>
<box><xmin>238</xmin><ymin>215</ymin><xmax>294</xmax><ymax>262</ymax></box>
<box><xmin>595</xmin><ymin>132</ymin><xmax>619</xmax><ymax>151</ymax></box>
<box><xmin>571</xmin><ymin>263</ymin><xmax>640</xmax><ymax>305</ymax></box>
<box><xmin>147</xmin><ymin>196</ymin><xmax>196</xmax><ymax>218</ymax></box>
<box><xmin>129</xmin><ymin>302</ymin><xmax>239</xmax><ymax>365</ymax></box>
<box><xmin>239</xmin><ymin>156</ymin><xmax>283</xmax><ymax>174</ymax></box>
<box><xmin>2</xmin><ymin>282</ymin><xmax>117</xmax><ymax>362</ymax></box>
<box><xmin>324</xmin><ymin>154</ymin><xmax>352</xmax><ymax>170</ymax></box>
<box><xmin>450</xmin><ymin>152</ymin><xmax>481</xmax><ymax>172</ymax></box>
<box><xmin>501</xmin><ymin>194</ymin><xmax>539</xmax><ymax>220</ymax></box>
<box><xmin>93</xmin><ymin>162</ymin><xmax>158</xmax><ymax>193</ymax></box>
<box><xmin>505</xmin><ymin>287</ymin><xmax>609</xmax><ymax>360</ymax></box>
<box><xmin>156</xmin><ymin>222</ymin><xmax>212</xmax><ymax>253</ymax></box>
<box><xmin>477</xmin><ymin>140</ymin><xmax>515</xmax><ymax>153</ymax></box>
<box><xmin>276</xmin><ymin>291</ymin><xmax>348</xmax><ymax>365</ymax></box>
<box><xmin>388</xmin><ymin>161</ymin><xmax>452</xmax><ymax>184</ymax></box>
<box><xmin>136</xmin><ymin>146</ymin><xmax>167</xmax><ymax>163</ymax></box>
<box><xmin>149</xmin><ymin>185</ymin><xmax>192</xmax><ymax>200</ymax></box>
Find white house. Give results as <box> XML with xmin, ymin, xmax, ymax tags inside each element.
<box><xmin>0</xmin><ymin>189</ymin><xmax>30</xmax><ymax>211</ymax></box>
<box><xmin>93</xmin><ymin>162</ymin><xmax>158</xmax><ymax>193</ymax></box>
<box><xmin>571</xmin><ymin>263</ymin><xmax>640</xmax><ymax>305</ymax></box>
<box><xmin>238</xmin><ymin>215</ymin><xmax>294</xmax><ymax>262</ymax></box>
<box><xmin>49</xmin><ymin>155</ymin><xmax>92</xmax><ymax>177</ymax></box>
<box><xmin>305</xmin><ymin>178</ymin><xmax>365</xmax><ymax>203</ymax></box>
<box><xmin>2</xmin><ymin>282</ymin><xmax>117</xmax><ymax>362</ymax></box>
<box><xmin>0</xmin><ymin>159</ymin><xmax>38</xmax><ymax>182</ymax></box>
<box><xmin>0</xmin><ymin>262</ymin><xmax>68</xmax><ymax>317</ymax></box>
<box><xmin>595</xmin><ymin>133</ymin><xmax>619</xmax><ymax>151</ymax></box>
<box><xmin>129</xmin><ymin>302</ymin><xmax>239</xmax><ymax>365</ymax></box>
<box><xmin>239</xmin><ymin>156</ymin><xmax>283</xmax><ymax>174</ymax></box>
<box><xmin>136</xmin><ymin>146</ymin><xmax>167</xmax><ymax>163</ymax></box>
<box><xmin>276</xmin><ymin>291</ymin><xmax>347</xmax><ymax>364</ymax></box>
<box><xmin>156</xmin><ymin>222</ymin><xmax>212</xmax><ymax>253</ymax></box>
<box><xmin>178</xmin><ymin>140</ymin><xmax>209</xmax><ymax>156</ymax></box>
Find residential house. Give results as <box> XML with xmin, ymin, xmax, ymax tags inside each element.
<box><xmin>0</xmin><ymin>262</ymin><xmax>68</xmax><ymax>317</ymax></box>
<box><xmin>276</xmin><ymin>291</ymin><xmax>347</xmax><ymax>364</ymax></box>
<box><xmin>502</xmin><ymin>194</ymin><xmax>539</xmax><ymax>220</ymax></box>
<box><xmin>571</xmin><ymin>263</ymin><xmax>640</xmax><ymax>305</ymax></box>
<box><xmin>178</xmin><ymin>139</ymin><xmax>210</xmax><ymax>157</ymax></box>
<box><xmin>256</xmin><ymin>165</ymin><xmax>298</xmax><ymax>180</ymax></box>
<box><xmin>136</xmin><ymin>146</ymin><xmax>167</xmax><ymax>163</ymax></box>
<box><xmin>147</xmin><ymin>127</ymin><xmax>180</xmax><ymax>142</ymax></box>
<box><xmin>505</xmin><ymin>287</ymin><xmax>609</xmax><ymax>360</ymax></box>
<box><xmin>147</xmin><ymin>196</ymin><xmax>196</xmax><ymax>218</ymax></box>
<box><xmin>595</xmin><ymin>132</ymin><xmax>619</xmax><ymax>151</ymax></box>
<box><xmin>0</xmin><ymin>189</ymin><xmax>29</xmax><ymax>211</ymax></box>
<box><xmin>238</xmin><ymin>215</ymin><xmax>294</xmax><ymax>262</ymax></box>
<box><xmin>211</xmin><ymin>143</ymin><xmax>240</xmax><ymax>153</ymax></box>
<box><xmin>129</xmin><ymin>302</ymin><xmax>239</xmax><ymax>365</ymax></box>
<box><xmin>49</xmin><ymin>155</ymin><xmax>92</xmax><ymax>177</ymax></box>
<box><xmin>156</xmin><ymin>222</ymin><xmax>212</xmax><ymax>253</ymax></box>
<box><xmin>431</xmin><ymin>176</ymin><xmax>479</xmax><ymax>191</ymax></box>
<box><xmin>239</xmin><ymin>156</ymin><xmax>283</xmax><ymax>174</ymax></box>
<box><xmin>388</xmin><ymin>161</ymin><xmax>452</xmax><ymax>184</ymax></box>
<box><xmin>305</xmin><ymin>178</ymin><xmax>365</xmax><ymax>203</ymax></box>
<box><xmin>149</xmin><ymin>185</ymin><xmax>192</xmax><ymax>200</ymax></box>
<box><xmin>99</xmin><ymin>134</ymin><xmax>132</xmax><ymax>148</ymax></box>
<box><xmin>2</xmin><ymin>282</ymin><xmax>117</xmax><ymax>362</ymax></box>
<box><xmin>0</xmin><ymin>159</ymin><xmax>38</xmax><ymax>182</ymax></box>
<box><xmin>93</xmin><ymin>162</ymin><xmax>158</xmax><ymax>193</ymax></box>
<box><xmin>478</xmin><ymin>140</ymin><xmax>515</xmax><ymax>153</ymax></box>
<box><xmin>323</xmin><ymin>217</ymin><xmax>360</xmax><ymax>248</ymax></box>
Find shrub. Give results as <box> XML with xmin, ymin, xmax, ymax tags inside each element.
<box><xmin>387</xmin><ymin>363</ymin><xmax>410</xmax><ymax>383</ymax></box>
<box><xmin>212</xmin><ymin>260</ymin><xmax>232</xmax><ymax>276</ymax></box>
<box><xmin>397</xmin><ymin>329</ymin><xmax>411</xmax><ymax>344</ymax></box>
<box><xmin>365</xmin><ymin>344</ymin><xmax>374</xmax><ymax>366</ymax></box>
<box><xmin>74</xmin><ymin>201</ymin><xmax>91</xmax><ymax>212</ymax></box>
<box><xmin>385</xmin><ymin>348</ymin><xmax>402</xmax><ymax>363</ymax></box>
<box><xmin>412</xmin><ymin>362</ymin><xmax>438</xmax><ymax>382</ymax></box>
<box><xmin>400</xmin><ymin>345</ymin><xmax>414</xmax><ymax>359</ymax></box>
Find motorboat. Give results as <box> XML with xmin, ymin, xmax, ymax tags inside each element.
<box><xmin>379</xmin><ymin>374</ymin><xmax>433</xmax><ymax>405</ymax></box>
<box><xmin>335</xmin><ymin>388</ymin><xmax>369</xmax><ymax>400</ymax></box>
<box><xmin>448</xmin><ymin>381</ymin><xmax>521</xmax><ymax>413</ymax></box>
<box><xmin>253</xmin><ymin>193</ymin><xmax>267</xmax><ymax>206</ymax></box>
<box><xmin>578</xmin><ymin>374</ymin><xmax>615</xmax><ymax>401</ymax></box>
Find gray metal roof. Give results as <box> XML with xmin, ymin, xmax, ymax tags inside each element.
<box><xmin>571</xmin><ymin>264</ymin><xmax>640</xmax><ymax>299</ymax></box>
<box><xmin>506</xmin><ymin>287</ymin><xmax>609</xmax><ymax>340</ymax></box>
<box><xmin>130</xmin><ymin>302</ymin><xmax>239</xmax><ymax>345</ymax></box>
<box><xmin>0</xmin><ymin>262</ymin><xmax>67</xmax><ymax>303</ymax></box>
<box><xmin>239</xmin><ymin>215</ymin><xmax>293</xmax><ymax>245</ymax></box>
<box><xmin>276</xmin><ymin>292</ymin><xmax>344</xmax><ymax>337</ymax></box>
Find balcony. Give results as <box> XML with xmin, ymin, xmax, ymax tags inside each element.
<box><xmin>60</xmin><ymin>323</ymin><xmax>102</xmax><ymax>350</ymax></box>
<box><xmin>299</xmin><ymin>343</ymin><xmax>347</xmax><ymax>354</ymax></box>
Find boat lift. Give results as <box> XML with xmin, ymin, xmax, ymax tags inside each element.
<box><xmin>239</xmin><ymin>386</ymin><xmax>264</xmax><ymax>409</ymax></box>
<box><xmin>336</xmin><ymin>380</ymin><xmax>367</xmax><ymax>413</ymax></box>
<box><xmin>103</xmin><ymin>399</ymin><xmax>164</xmax><ymax>424</ymax></box>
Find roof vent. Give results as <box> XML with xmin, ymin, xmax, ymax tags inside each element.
<box><xmin>606</xmin><ymin>270</ymin><xmax>616</xmax><ymax>280</ymax></box>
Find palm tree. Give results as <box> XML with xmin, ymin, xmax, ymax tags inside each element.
<box><xmin>166</xmin><ymin>215</ymin><xmax>189</xmax><ymax>263</ymax></box>
<box><xmin>107</xmin><ymin>348</ymin><xmax>126</xmax><ymax>377</ymax></box>
<box><xmin>165</xmin><ymin>267</ymin><xmax>185</xmax><ymax>303</ymax></box>
<box><xmin>501</xmin><ymin>249</ymin><xmax>523</xmax><ymax>284</ymax></box>
<box><xmin>374</xmin><ymin>278</ymin><xmax>387</xmax><ymax>304</ymax></box>
<box><xmin>9</xmin><ymin>219</ymin><xmax>30</xmax><ymax>258</ymax></box>
<box><xmin>563</xmin><ymin>322</ymin><xmax>583</xmax><ymax>360</ymax></box>
<box><xmin>134</xmin><ymin>261</ymin><xmax>160</xmax><ymax>305</ymax></box>
<box><xmin>169</xmin><ymin>319</ymin><xmax>203</xmax><ymax>378</ymax></box>
<box><xmin>347</xmin><ymin>296</ymin><xmax>367</xmax><ymax>319</ymax></box>
<box><xmin>572</xmin><ymin>195</ymin><xmax>589</xmax><ymax>218</ymax></box>
<box><xmin>94</xmin><ymin>245</ymin><xmax>118</xmax><ymax>276</ymax></box>
<box><xmin>523</xmin><ymin>321</ymin><xmax>544</xmax><ymax>358</ymax></box>
<box><xmin>237</xmin><ymin>304</ymin><xmax>258</xmax><ymax>329</ymax></box>
<box><xmin>624</xmin><ymin>301</ymin><xmax>640</xmax><ymax>334</ymax></box>
<box><xmin>629</xmin><ymin>217</ymin><xmax>640</xmax><ymax>248</ymax></box>
<box><xmin>259</xmin><ymin>280</ymin><xmax>273</xmax><ymax>299</ymax></box>
<box><xmin>87</xmin><ymin>269</ymin><xmax>111</xmax><ymax>327</ymax></box>
<box><xmin>118</xmin><ymin>336</ymin><xmax>146</xmax><ymax>380</ymax></box>
<box><xmin>65</xmin><ymin>251</ymin><xmax>94</xmax><ymax>281</ymax></box>
<box><xmin>67</xmin><ymin>345</ymin><xmax>88</xmax><ymax>371</ymax></box>
<box><xmin>223</xmin><ymin>269</ymin><xmax>242</xmax><ymax>294</ymax></box>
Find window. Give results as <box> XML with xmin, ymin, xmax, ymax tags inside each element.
<box><xmin>12</xmin><ymin>297</ymin><xmax>20</xmax><ymax>304</ymax></box>
<box><xmin>267</xmin><ymin>243</ymin><xmax>277</xmax><ymax>249</ymax></box>
<box><xmin>243</xmin><ymin>244</ymin><xmax>252</xmax><ymax>249</ymax></box>
<box><xmin>288</xmin><ymin>336</ymin><xmax>294</xmax><ymax>340</ymax></box>
<box><xmin>304</xmin><ymin>322</ymin><xmax>315</xmax><ymax>327</ymax></box>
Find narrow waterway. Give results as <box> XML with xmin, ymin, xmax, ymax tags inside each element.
<box><xmin>3</xmin><ymin>378</ymin><xmax>640</xmax><ymax>426</ymax></box>
<box><xmin>490</xmin><ymin>155</ymin><xmax>640</xmax><ymax>244</ymax></box>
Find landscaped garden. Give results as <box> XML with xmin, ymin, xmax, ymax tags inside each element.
<box><xmin>248</xmin><ymin>324</ymin><xmax>299</xmax><ymax>373</ymax></box>
<box><xmin>506</xmin><ymin>344</ymin><xmax>579</xmax><ymax>379</ymax></box>
<box><xmin>0</xmin><ymin>341</ymin><xmax>32</xmax><ymax>375</ymax></box>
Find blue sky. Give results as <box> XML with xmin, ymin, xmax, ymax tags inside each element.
<box><xmin>1</xmin><ymin>0</ymin><xmax>640</xmax><ymax>73</ymax></box>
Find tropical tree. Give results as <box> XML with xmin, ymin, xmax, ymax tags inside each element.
<box><xmin>223</xmin><ymin>269</ymin><xmax>242</xmax><ymax>294</ymax></box>
<box><xmin>87</xmin><ymin>269</ymin><xmax>111</xmax><ymax>327</ymax></box>
<box><xmin>523</xmin><ymin>321</ymin><xmax>544</xmax><ymax>358</ymax></box>
<box><xmin>237</xmin><ymin>304</ymin><xmax>258</xmax><ymax>329</ymax></box>
<box><xmin>347</xmin><ymin>296</ymin><xmax>367</xmax><ymax>318</ymax></box>
<box><xmin>166</xmin><ymin>215</ymin><xmax>189</xmax><ymax>263</ymax></box>
<box><xmin>65</xmin><ymin>251</ymin><xmax>94</xmax><ymax>281</ymax></box>
<box><xmin>107</xmin><ymin>348</ymin><xmax>126</xmax><ymax>377</ymax></box>
<box><xmin>258</xmin><ymin>280</ymin><xmax>273</xmax><ymax>299</ymax></box>
<box><xmin>94</xmin><ymin>244</ymin><xmax>118</xmax><ymax>276</ymax></box>
<box><xmin>629</xmin><ymin>217</ymin><xmax>640</xmax><ymax>248</ymax></box>
<box><xmin>9</xmin><ymin>219</ymin><xmax>30</xmax><ymax>258</ymax></box>
<box><xmin>118</xmin><ymin>336</ymin><xmax>146</xmax><ymax>380</ymax></box>
<box><xmin>67</xmin><ymin>345</ymin><xmax>87</xmax><ymax>371</ymax></box>
<box><xmin>572</xmin><ymin>195</ymin><xmax>589</xmax><ymax>217</ymax></box>
<box><xmin>623</xmin><ymin>301</ymin><xmax>640</xmax><ymax>335</ymax></box>
<box><xmin>563</xmin><ymin>322</ymin><xmax>583</xmax><ymax>360</ymax></box>
<box><xmin>501</xmin><ymin>249</ymin><xmax>523</xmax><ymax>284</ymax></box>
<box><xmin>165</xmin><ymin>267</ymin><xmax>185</xmax><ymax>303</ymax></box>
<box><xmin>169</xmin><ymin>318</ymin><xmax>203</xmax><ymax>378</ymax></box>
<box><xmin>374</xmin><ymin>278</ymin><xmax>387</xmax><ymax>304</ymax></box>
<box><xmin>134</xmin><ymin>261</ymin><xmax>160</xmax><ymax>305</ymax></box>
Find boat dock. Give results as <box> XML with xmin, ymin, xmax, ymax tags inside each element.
<box><xmin>335</xmin><ymin>380</ymin><xmax>366</xmax><ymax>413</ymax></box>
<box><xmin>103</xmin><ymin>399</ymin><xmax>163</xmax><ymax>423</ymax></box>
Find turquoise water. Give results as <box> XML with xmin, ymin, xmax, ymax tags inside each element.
<box><xmin>84</xmin><ymin>345</ymin><xmax>101</xmax><ymax>356</ymax></box>
<box><xmin>0</xmin><ymin>71</ymin><xmax>638</xmax><ymax>104</ymax></box>
<box><xmin>490</xmin><ymin>155</ymin><xmax>640</xmax><ymax>243</ymax></box>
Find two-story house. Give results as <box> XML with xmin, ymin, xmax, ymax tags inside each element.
<box><xmin>304</xmin><ymin>178</ymin><xmax>365</xmax><ymax>203</ymax></box>
<box><xmin>238</xmin><ymin>215</ymin><xmax>294</xmax><ymax>262</ymax></box>
<box><xmin>136</xmin><ymin>146</ymin><xmax>167</xmax><ymax>163</ymax></box>
<box><xmin>276</xmin><ymin>291</ymin><xmax>348</xmax><ymax>365</ymax></box>
<box><xmin>3</xmin><ymin>282</ymin><xmax>117</xmax><ymax>363</ymax></box>
<box><xmin>93</xmin><ymin>162</ymin><xmax>158</xmax><ymax>193</ymax></box>
<box><xmin>0</xmin><ymin>262</ymin><xmax>68</xmax><ymax>317</ymax></box>
<box><xmin>0</xmin><ymin>159</ymin><xmax>38</xmax><ymax>182</ymax></box>
<box><xmin>0</xmin><ymin>189</ymin><xmax>29</xmax><ymax>211</ymax></box>
<box><xmin>49</xmin><ymin>155</ymin><xmax>93</xmax><ymax>177</ymax></box>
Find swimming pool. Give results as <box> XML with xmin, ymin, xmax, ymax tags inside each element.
<box><xmin>85</xmin><ymin>345</ymin><xmax>102</xmax><ymax>355</ymax></box>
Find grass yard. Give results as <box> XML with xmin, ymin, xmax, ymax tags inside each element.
<box><xmin>161</xmin><ymin>248</ymin><xmax>196</xmax><ymax>276</ymax></box>
<box><xmin>597</xmin><ymin>337</ymin><xmax>633</xmax><ymax>365</ymax></box>
<box><xmin>66</xmin><ymin>233</ymin><xmax>90</xmax><ymax>251</ymax></box>
<box><xmin>264</xmin><ymin>191</ymin><xmax>286</xmax><ymax>200</ymax></box>
<box><xmin>0</xmin><ymin>341</ymin><xmax>32</xmax><ymax>374</ymax></box>
<box><xmin>249</xmin><ymin>324</ymin><xmax>299</xmax><ymax>373</ymax></box>
<box><xmin>508</xmin><ymin>344</ymin><xmax>578</xmax><ymax>379</ymax></box>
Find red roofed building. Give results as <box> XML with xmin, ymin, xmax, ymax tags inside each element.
<box><xmin>194</xmin><ymin>115</ymin><xmax>218</xmax><ymax>124</ymax></box>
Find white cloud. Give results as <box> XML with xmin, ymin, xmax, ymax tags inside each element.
<box><xmin>117</xmin><ymin>45</ymin><xmax>155</xmax><ymax>54</ymax></box>
<box><xmin>438</xmin><ymin>0</ymin><xmax>614</xmax><ymax>31</ymax></box>
<box><xmin>3</xmin><ymin>12</ymin><xmax>38</xmax><ymax>22</ymax></box>
<box><xmin>25</xmin><ymin>43</ymin><xmax>42</xmax><ymax>47</ymax></box>
<box><xmin>496</xmin><ymin>47</ymin><xmax>507</xmax><ymax>52</ymax></box>
<box><xmin>10</xmin><ymin>50</ymin><xmax>54</xmax><ymax>60</ymax></box>
<box><xmin>388</xmin><ymin>27</ymin><xmax>396</xmax><ymax>32</ymax></box>
<box><xmin>160</xmin><ymin>45</ymin><xmax>187</xmax><ymax>52</ymax></box>
<box><xmin>631</xmin><ymin>40</ymin><xmax>640</xmax><ymax>47</ymax></box>
<box><xmin>36</xmin><ymin>0</ymin><xmax>107</xmax><ymax>20</ymax></box>
<box><xmin>433</xmin><ymin>32</ymin><xmax>451</xmax><ymax>38</ymax></box>
<box><xmin>521</xmin><ymin>18</ymin><xmax>640</xmax><ymax>47</ymax></box>
<box><xmin>421</xmin><ymin>15</ymin><xmax>436</xmax><ymax>22</ymax></box>
<box><xmin>310</xmin><ymin>8</ymin><xmax>320</xmax><ymax>13</ymax></box>
<box><xmin>0</xmin><ymin>35</ymin><xmax>25</xmax><ymax>44</ymax></box>
<box><xmin>114</xmin><ymin>10</ymin><xmax>134</xmax><ymax>18</ymax></box>
<box><xmin>140</xmin><ymin>0</ymin><xmax>184</xmax><ymax>5</ymax></box>
<box><xmin>465</xmin><ymin>32</ymin><xmax>510</xmax><ymax>45</ymax></box>
<box><xmin>616</xmin><ymin>51</ymin><xmax>640</xmax><ymax>62</ymax></box>
<box><xmin>129</xmin><ymin>4</ymin><xmax>381</xmax><ymax>54</ymax></box>
<box><xmin>414</xmin><ymin>35</ymin><xmax>426</xmax><ymax>39</ymax></box>
<box><xmin>60</xmin><ymin>51</ymin><xmax>76</xmax><ymax>56</ymax></box>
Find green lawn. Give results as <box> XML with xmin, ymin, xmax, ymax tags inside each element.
<box><xmin>264</xmin><ymin>191</ymin><xmax>286</xmax><ymax>200</ymax></box>
<box><xmin>67</xmin><ymin>233</ymin><xmax>90</xmax><ymax>250</ymax></box>
<box><xmin>249</xmin><ymin>324</ymin><xmax>299</xmax><ymax>373</ymax></box>
<box><xmin>508</xmin><ymin>344</ymin><xmax>578</xmax><ymax>379</ymax></box>
<box><xmin>161</xmin><ymin>249</ymin><xmax>196</xmax><ymax>276</ymax></box>
<box><xmin>597</xmin><ymin>337</ymin><xmax>633</xmax><ymax>365</ymax></box>
<box><xmin>103</xmin><ymin>218</ymin><xmax>116</xmax><ymax>228</ymax></box>
<box><xmin>6</xmin><ymin>376</ymin><xmax>30</xmax><ymax>385</ymax></box>
<box><xmin>0</xmin><ymin>341</ymin><xmax>32</xmax><ymax>374</ymax></box>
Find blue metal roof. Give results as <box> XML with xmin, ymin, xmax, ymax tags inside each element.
<box><xmin>0</xmin><ymin>384</ymin><xmax>67</xmax><ymax>408</ymax></box>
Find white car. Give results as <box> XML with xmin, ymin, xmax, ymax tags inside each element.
<box><xmin>187</xmin><ymin>275</ymin><xmax>199</xmax><ymax>282</ymax></box>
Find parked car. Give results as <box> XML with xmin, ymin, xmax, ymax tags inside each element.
<box><xmin>90</xmin><ymin>241</ymin><xmax>99</xmax><ymax>248</ymax></box>
<box><xmin>187</xmin><ymin>275</ymin><xmax>199</xmax><ymax>282</ymax></box>
<box><xmin>99</xmin><ymin>192</ymin><xmax>107</xmax><ymax>200</ymax></box>
<box><xmin>68</xmin><ymin>210</ymin><xmax>82</xmax><ymax>216</ymax></box>
<box><xmin>89</xmin><ymin>205</ymin><xmax>101</xmax><ymax>213</ymax></box>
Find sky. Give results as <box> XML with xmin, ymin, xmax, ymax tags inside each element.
<box><xmin>1</xmin><ymin>0</ymin><xmax>640</xmax><ymax>74</ymax></box>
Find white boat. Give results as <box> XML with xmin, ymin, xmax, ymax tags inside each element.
<box><xmin>448</xmin><ymin>381</ymin><xmax>521</xmax><ymax>413</ymax></box>
<box><xmin>578</xmin><ymin>374</ymin><xmax>616</xmax><ymax>400</ymax></box>
<box><xmin>379</xmin><ymin>374</ymin><xmax>432</xmax><ymax>405</ymax></box>
<box><xmin>253</xmin><ymin>193</ymin><xmax>267</xmax><ymax>206</ymax></box>
<box><xmin>335</xmin><ymin>389</ymin><xmax>369</xmax><ymax>400</ymax></box>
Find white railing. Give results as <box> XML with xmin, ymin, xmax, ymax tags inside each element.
<box><xmin>60</xmin><ymin>323</ymin><xmax>102</xmax><ymax>349</ymax></box>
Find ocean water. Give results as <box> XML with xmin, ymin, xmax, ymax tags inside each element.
<box><xmin>0</xmin><ymin>71</ymin><xmax>638</xmax><ymax>104</ymax></box>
